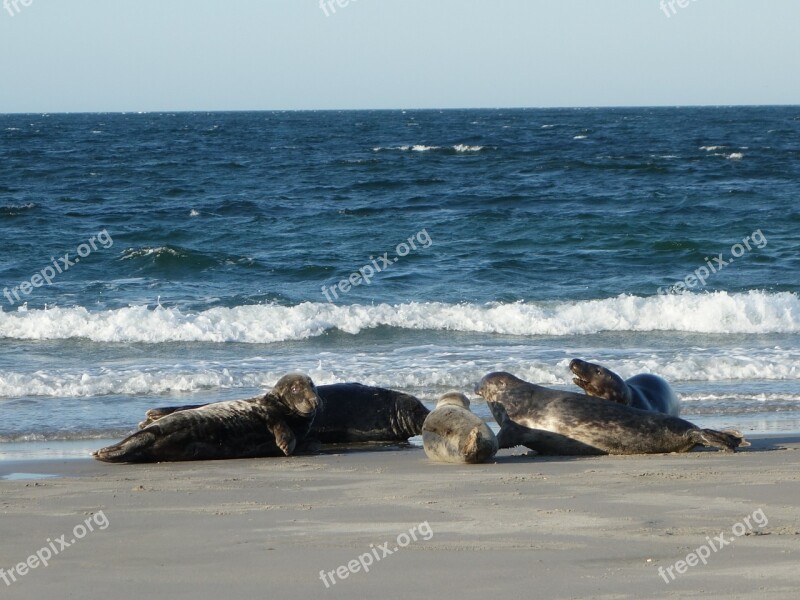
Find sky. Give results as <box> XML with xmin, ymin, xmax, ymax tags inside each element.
<box><xmin>0</xmin><ymin>0</ymin><xmax>798</xmax><ymax>113</ymax></box>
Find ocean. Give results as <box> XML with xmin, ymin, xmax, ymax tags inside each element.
<box><xmin>1</xmin><ymin>106</ymin><xmax>799</xmax><ymax>459</ymax></box>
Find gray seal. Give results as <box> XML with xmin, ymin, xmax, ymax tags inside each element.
<box><xmin>569</xmin><ymin>358</ymin><xmax>681</xmax><ymax>416</ymax></box>
<box><xmin>476</xmin><ymin>371</ymin><xmax>748</xmax><ymax>455</ymax></box>
<box><xmin>93</xmin><ymin>373</ymin><xmax>321</xmax><ymax>463</ymax></box>
<box><xmin>422</xmin><ymin>392</ymin><xmax>498</xmax><ymax>464</ymax></box>
<box><xmin>138</xmin><ymin>383</ymin><xmax>429</xmax><ymax>445</ymax></box>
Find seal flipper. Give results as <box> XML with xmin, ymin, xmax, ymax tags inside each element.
<box><xmin>491</xmin><ymin>403</ymin><xmax>531</xmax><ymax>449</ymax></box>
<box><xmin>269</xmin><ymin>419</ymin><xmax>296</xmax><ymax>456</ymax></box>
<box><xmin>93</xmin><ymin>430</ymin><xmax>158</xmax><ymax>463</ymax></box>
<box><xmin>688</xmin><ymin>428</ymin><xmax>749</xmax><ymax>452</ymax></box>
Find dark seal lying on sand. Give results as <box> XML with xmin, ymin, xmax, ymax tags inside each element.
<box><xmin>476</xmin><ymin>371</ymin><xmax>748</xmax><ymax>455</ymax></box>
<box><xmin>138</xmin><ymin>383</ymin><xmax>430</xmax><ymax>445</ymax></box>
<box><xmin>93</xmin><ymin>373</ymin><xmax>321</xmax><ymax>463</ymax></box>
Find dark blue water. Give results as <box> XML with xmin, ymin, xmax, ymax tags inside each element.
<box><xmin>1</xmin><ymin>107</ymin><xmax>799</xmax><ymax>453</ymax></box>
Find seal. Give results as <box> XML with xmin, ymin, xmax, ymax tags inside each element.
<box><xmin>422</xmin><ymin>392</ymin><xmax>498</xmax><ymax>464</ymax></box>
<box><xmin>138</xmin><ymin>383</ymin><xmax>430</xmax><ymax>445</ymax></box>
<box><xmin>93</xmin><ymin>373</ymin><xmax>321</xmax><ymax>463</ymax></box>
<box><xmin>569</xmin><ymin>358</ymin><xmax>681</xmax><ymax>416</ymax></box>
<box><xmin>476</xmin><ymin>371</ymin><xmax>748</xmax><ymax>455</ymax></box>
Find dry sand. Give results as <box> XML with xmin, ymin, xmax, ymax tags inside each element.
<box><xmin>1</xmin><ymin>436</ymin><xmax>799</xmax><ymax>599</ymax></box>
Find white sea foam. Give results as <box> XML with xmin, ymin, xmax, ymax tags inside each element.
<box><xmin>2</xmin><ymin>344</ymin><xmax>799</xmax><ymax>401</ymax></box>
<box><xmin>700</xmin><ymin>145</ymin><xmax>726</xmax><ymax>151</ymax></box>
<box><xmin>372</xmin><ymin>144</ymin><xmax>485</xmax><ymax>153</ymax></box>
<box><xmin>120</xmin><ymin>246</ymin><xmax>185</xmax><ymax>260</ymax></box>
<box><xmin>727</xmin><ymin>152</ymin><xmax>744</xmax><ymax>160</ymax></box>
<box><xmin>1</xmin><ymin>202</ymin><xmax>36</xmax><ymax>212</ymax></box>
<box><xmin>681</xmin><ymin>393</ymin><xmax>800</xmax><ymax>404</ymax></box>
<box><xmin>0</xmin><ymin>292</ymin><xmax>798</xmax><ymax>344</ymax></box>
<box><xmin>0</xmin><ymin>367</ymin><xmax>248</xmax><ymax>398</ymax></box>
<box><xmin>573</xmin><ymin>135</ymin><xmax>588</xmax><ymax>140</ymax></box>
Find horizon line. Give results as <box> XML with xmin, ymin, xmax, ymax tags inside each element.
<box><xmin>1</xmin><ymin>103</ymin><xmax>799</xmax><ymax>116</ymax></box>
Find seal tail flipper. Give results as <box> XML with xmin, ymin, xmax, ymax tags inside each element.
<box><xmin>690</xmin><ymin>428</ymin><xmax>750</xmax><ymax>452</ymax></box>
<box><xmin>461</xmin><ymin>426</ymin><xmax>499</xmax><ymax>464</ymax></box>
<box><xmin>92</xmin><ymin>430</ymin><xmax>157</xmax><ymax>463</ymax></box>
<box><xmin>490</xmin><ymin>403</ymin><xmax>529</xmax><ymax>450</ymax></box>
<box><xmin>461</xmin><ymin>427</ymin><xmax>484</xmax><ymax>463</ymax></box>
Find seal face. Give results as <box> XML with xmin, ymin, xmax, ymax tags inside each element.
<box><xmin>93</xmin><ymin>373</ymin><xmax>321</xmax><ymax>463</ymax></box>
<box><xmin>475</xmin><ymin>371</ymin><xmax>748</xmax><ymax>455</ymax></box>
<box><xmin>422</xmin><ymin>392</ymin><xmax>498</xmax><ymax>464</ymax></box>
<box><xmin>569</xmin><ymin>359</ymin><xmax>681</xmax><ymax>416</ymax></box>
<box><xmin>137</xmin><ymin>383</ymin><xmax>430</xmax><ymax>445</ymax></box>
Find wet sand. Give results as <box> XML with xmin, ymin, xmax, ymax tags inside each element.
<box><xmin>1</xmin><ymin>436</ymin><xmax>800</xmax><ymax>599</ymax></box>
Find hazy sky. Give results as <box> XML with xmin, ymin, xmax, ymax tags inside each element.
<box><xmin>1</xmin><ymin>0</ymin><xmax>798</xmax><ymax>112</ymax></box>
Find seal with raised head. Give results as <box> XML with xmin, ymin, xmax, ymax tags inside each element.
<box><xmin>422</xmin><ymin>392</ymin><xmax>498</xmax><ymax>464</ymax></box>
<box><xmin>137</xmin><ymin>383</ymin><xmax>430</xmax><ymax>445</ymax></box>
<box><xmin>569</xmin><ymin>358</ymin><xmax>681</xmax><ymax>416</ymax></box>
<box><xmin>93</xmin><ymin>373</ymin><xmax>321</xmax><ymax>463</ymax></box>
<box><xmin>476</xmin><ymin>371</ymin><xmax>748</xmax><ymax>455</ymax></box>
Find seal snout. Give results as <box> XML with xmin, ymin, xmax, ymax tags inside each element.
<box><xmin>569</xmin><ymin>359</ymin><xmax>597</xmax><ymax>390</ymax></box>
<box><xmin>569</xmin><ymin>358</ymin><xmax>590</xmax><ymax>378</ymax></box>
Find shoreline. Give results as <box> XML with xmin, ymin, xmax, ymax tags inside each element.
<box><xmin>2</xmin><ymin>432</ymin><xmax>798</xmax><ymax>471</ymax></box>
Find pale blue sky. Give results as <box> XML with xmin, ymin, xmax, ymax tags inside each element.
<box><xmin>1</xmin><ymin>0</ymin><xmax>798</xmax><ymax>112</ymax></box>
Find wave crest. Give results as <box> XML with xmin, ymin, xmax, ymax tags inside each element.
<box><xmin>0</xmin><ymin>291</ymin><xmax>796</xmax><ymax>343</ymax></box>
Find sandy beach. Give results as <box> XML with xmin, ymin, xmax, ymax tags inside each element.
<box><xmin>1</xmin><ymin>437</ymin><xmax>799</xmax><ymax>599</ymax></box>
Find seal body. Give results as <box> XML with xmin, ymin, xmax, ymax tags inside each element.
<box><xmin>476</xmin><ymin>372</ymin><xmax>748</xmax><ymax>455</ymax></box>
<box><xmin>138</xmin><ymin>383</ymin><xmax>429</xmax><ymax>444</ymax></box>
<box><xmin>93</xmin><ymin>374</ymin><xmax>321</xmax><ymax>463</ymax></box>
<box><xmin>422</xmin><ymin>392</ymin><xmax>498</xmax><ymax>464</ymax></box>
<box><xmin>570</xmin><ymin>359</ymin><xmax>681</xmax><ymax>416</ymax></box>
